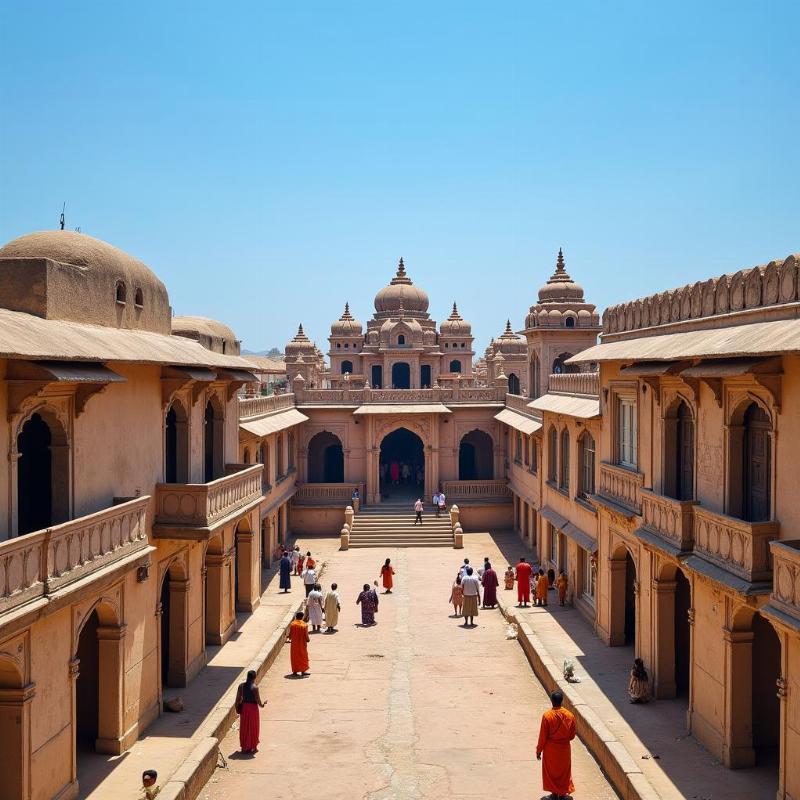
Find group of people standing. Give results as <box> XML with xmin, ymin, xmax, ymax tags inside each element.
<box><xmin>380</xmin><ymin>459</ymin><xmax>423</xmax><ymax>487</ymax></box>
<box><xmin>449</xmin><ymin>557</ymin><xmax>500</xmax><ymax>626</ymax></box>
<box><xmin>506</xmin><ymin>557</ymin><xmax>569</xmax><ymax>608</ymax></box>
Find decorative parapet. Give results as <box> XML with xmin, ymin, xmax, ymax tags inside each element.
<box><xmin>294</xmin><ymin>482</ymin><xmax>366</xmax><ymax>506</ymax></box>
<box><xmin>640</xmin><ymin>490</ymin><xmax>695</xmax><ymax>552</ymax></box>
<box><xmin>597</xmin><ymin>463</ymin><xmax>644</xmax><ymax>515</ymax></box>
<box><xmin>548</xmin><ymin>372</ymin><xmax>599</xmax><ymax>397</ymax></box>
<box><xmin>441</xmin><ymin>480</ymin><xmax>511</xmax><ymax>500</ymax></box>
<box><xmin>0</xmin><ymin>496</ymin><xmax>150</xmax><ymax>615</ymax></box>
<box><xmin>693</xmin><ymin>506</ymin><xmax>778</xmax><ymax>582</ymax></box>
<box><xmin>155</xmin><ymin>464</ymin><xmax>263</xmax><ymax>531</ymax></box>
<box><xmin>295</xmin><ymin>385</ymin><xmax>505</xmax><ymax>405</ymax></box>
<box><xmin>767</xmin><ymin>540</ymin><xmax>800</xmax><ymax>622</ymax></box>
<box><xmin>602</xmin><ymin>254</ymin><xmax>799</xmax><ymax>338</ymax></box>
<box><xmin>238</xmin><ymin>393</ymin><xmax>295</xmax><ymax>420</ymax></box>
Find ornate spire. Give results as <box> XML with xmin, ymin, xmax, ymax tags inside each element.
<box><xmin>448</xmin><ymin>302</ymin><xmax>462</xmax><ymax>320</ymax></box>
<box><xmin>499</xmin><ymin>319</ymin><xmax>517</xmax><ymax>340</ymax></box>
<box><xmin>341</xmin><ymin>302</ymin><xmax>353</xmax><ymax>320</ymax></box>
<box><xmin>293</xmin><ymin>324</ymin><xmax>311</xmax><ymax>342</ymax></box>
<box><xmin>556</xmin><ymin>247</ymin><xmax>566</xmax><ymax>274</ymax></box>
<box><xmin>389</xmin><ymin>256</ymin><xmax>412</xmax><ymax>285</ymax></box>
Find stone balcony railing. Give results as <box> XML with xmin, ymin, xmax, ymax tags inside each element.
<box><xmin>548</xmin><ymin>372</ymin><xmax>599</xmax><ymax>396</ymax></box>
<box><xmin>767</xmin><ymin>539</ymin><xmax>800</xmax><ymax>622</ymax></box>
<box><xmin>0</xmin><ymin>496</ymin><xmax>150</xmax><ymax>616</ymax></box>
<box><xmin>596</xmin><ymin>462</ymin><xmax>644</xmax><ymax>516</ymax></box>
<box><xmin>442</xmin><ymin>480</ymin><xmax>512</xmax><ymax>500</ymax></box>
<box><xmin>640</xmin><ymin>490</ymin><xmax>696</xmax><ymax>552</ymax></box>
<box><xmin>295</xmin><ymin>385</ymin><xmax>505</xmax><ymax>405</ymax></box>
<box><xmin>155</xmin><ymin>464</ymin><xmax>263</xmax><ymax>531</ymax></box>
<box><xmin>505</xmin><ymin>393</ymin><xmax>540</xmax><ymax>415</ymax></box>
<box><xmin>293</xmin><ymin>482</ymin><xmax>366</xmax><ymax>506</ymax></box>
<box><xmin>693</xmin><ymin>506</ymin><xmax>779</xmax><ymax>582</ymax></box>
<box><xmin>238</xmin><ymin>392</ymin><xmax>295</xmax><ymax>421</ymax></box>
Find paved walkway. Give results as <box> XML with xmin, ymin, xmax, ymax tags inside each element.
<box><xmin>205</xmin><ymin>542</ymin><xmax>618</xmax><ymax>800</ymax></box>
<box><xmin>78</xmin><ymin>536</ymin><xmax>342</xmax><ymax>799</ymax></box>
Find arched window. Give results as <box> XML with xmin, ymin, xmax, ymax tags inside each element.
<box><xmin>115</xmin><ymin>281</ymin><xmax>127</xmax><ymax>304</ymax></box>
<box><xmin>204</xmin><ymin>398</ymin><xmax>224</xmax><ymax>482</ymax></box>
<box><xmin>397</xmin><ymin>334</ymin><xmax>405</xmax><ymax>345</ymax></box>
<box><xmin>420</xmin><ymin>364</ymin><xmax>431</xmax><ymax>388</ymax></box>
<box><xmin>17</xmin><ymin>411</ymin><xmax>69</xmax><ymax>535</ymax></box>
<box><xmin>134</xmin><ymin>288</ymin><xmax>144</xmax><ymax>308</ymax></box>
<box><xmin>552</xmin><ymin>352</ymin><xmax>578</xmax><ymax>374</ymax></box>
<box><xmin>308</xmin><ymin>431</ymin><xmax>344</xmax><ymax>482</ymax></box>
<box><xmin>288</xmin><ymin>432</ymin><xmax>296</xmax><ymax>471</ymax></box>
<box><xmin>664</xmin><ymin>399</ymin><xmax>694</xmax><ymax>500</ymax></box>
<box><xmin>742</xmin><ymin>403</ymin><xmax>771</xmax><ymax>521</ymax></box>
<box><xmin>547</xmin><ymin>426</ymin><xmax>558</xmax><ymax>483</ymax></box>
<box><xmin>579</xmin><ymin>432</ymin><xmax>595</xmax><ymax>497</ymax></box>
<box><xmin>560</xmin><ymin>429</ymin><xmax>570</xmax><ymax>491</ymax></box>
<box><xmin>529</xmin><ymin>437</ymin><xmax>538</xmax><ymax>474</ymax></box>
<box><xmin>243</xmin><ymin>447</ymin><xmax>251</xmax><ymax>464</ymax></box>
<box><xmin>515</xmin><ymin>432</ymin><xmax>523</xmax><ymax>463</ymax></box>
<box><xmin>276</xmin><ymin>433</ymin><xmax>285</xmax><ymax>477</ymax></box>
<box><xmin>449</xmin><ymin>359</ymin><xmax>462</xmax><ymax>374</ymax></box>
<box><xmin>565</xmin><ymin>316</ymin><xmax>575</xmax><ymax>328</ymax></box>
<box><xmin>508</xmin><ymin>372</ymin><xmax>520</xmax><ymax>395</ymax></box>
<box><xmin>260</xmin><ymin>443</ymin><xmax>270</xmax><ymax>489</ymax></box>
<box><xmin>341</xmin><ymin>360</ymin><xmax>353</xmax><ymax>374</ymax></box>
<box><xmin>165</xmin><ymin>400</ymin><xmax>189</xmax><ymax>483</ymax></box>
<box><xmin>530</xmin><ymin>354</ymin><xmax>541</xmax><ymax>399</ymax></box>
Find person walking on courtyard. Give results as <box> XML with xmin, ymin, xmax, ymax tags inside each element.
<box><xmin>478</xmin><ymin>557</ymin><xmax>490</xmax><ymax>578</ymax></box>
<box><xmin>438</xmin><ymin>490</ymin><xmax>447</xmax><ymax>517</ymax></box>
<box><xmin>390</xmin><ymin>460</ymin><xmax>400</xmax><ymax>485</ymax></box>
<box><xmin>291</xmin><ymin>545</ymin><xmax>300</xmax><ymax>575</ymax></box>
<box><xmin>433</xmin><ymin>490</ymin><xmax>441</xmax><ymax>516</ymax></box>
<box><xmin>459</xmin><ymin>558</ymin><xmax>470</xmax><ymax>579</ymax></box>
<box><xmin>556</xmin><ymin>570</ymin><xmax>568</xmax><ymax>606</ymax></box>
<box><xmin>279</xmin><ymin>550</ymin><xmax>291</xmax><ymax>593</ymax></box>
<box><xmin>305</xmin><ymin>551</ymin><xmax>316</xmax><ymax>570</ymax></box>
<box><xmin>324</xmin><ymin>583</ymin><xmax>341</xmax><ymax>632</ymax></box>
<box><xmin>536</xmin><ymin>690</ymin><xmax>576</xmax><ymax>800</ymax></box>
<box><xmin>235</xmin><ymin>669</ymin><xmax>266</xmax><ymax>754</ymax></box>
<box><xmin>307</xmin><ymin>583</ymin><xmax>324</xmax><ymax>632</ymax></box>
<box><xmin>449</xmin><ymin>574</ymin><xmax>464</xmax><ymax>617</ymax></box>
<box><xmin>288</xmin><ymin>611</ymin><xmax>310</xmax><ymax>677</ymax></box>
<box><xmin>515</xmin><ymin>557</ymin><xmax>532</xmax><ymax>607</ymax></box>
<box><xmin>504</xmin><ymin>565</ymin><xmax>516</xmax><ymax>590</ymax></box>
<box><xmin>414</xmin><ymin>497</ymin><xmax>424</xmax><ymax>524</ymax></box>
<box><xmin>461</xmin><ymin>566</ymin><xmax>481</xmax><ymax>626</ymax></box>
<box><xmin>297</xmin><ymin>550</ymin><xmax>305</xmax><ymax>576</ymax></box>
<box><xmin>481</xmin><ymin>561</ymin><xmax>499</xmax><ymax>608</ymax></box>
<box><xmin>536</xmin><ymin>569</ymin><xmax>549</xmax><ymax>607</ymax></box>
<box><xmin>380</xmin><ymin>558</ymin><xmax>395</xmax><ymax>593</ymax></box>
<box><xmin>357</xmin><ymin>583</ymin><xmax>379</xmax><ymax>625</ymax></box>
<box><xmin>302</xmin><ymin>563</ymin><xmax>317</xmax><ymax>597</ymax></box>
<box><xmin>628</xmin><ymin>658</ymin><xmax>651</xmax><ymax>704</ymax></box>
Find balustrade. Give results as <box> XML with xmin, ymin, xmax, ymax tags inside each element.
<box><xmin>639</xmin><ymin>489</ymin><xmax>695</xmax><ymax>551</ymax></box>
<box><xmin>0</xmin><ymin>495</ymin><xmax>150</xmax><ymax>615</ymax></box>
<box><xmin>547</xmin><ymin>372</ymin><xmax>599</xmax><ymax>396</ymax></box>
<box><xmin>768</xmin><ymin>540</ymin><xmax>800</xmax><ymax>622</ymax></box>
<box><xmin>238</xmin><ymin>393</ymin><xmax>295</xmax><ymax>420</ymax></box>
<box><xmin>598</xmin><ymin>462</ymin><xmax>644</xmax><ymax>515</ymax></box>
<box><xmin>442</xmin><ymin>480</ymin><xmax>511</xmax><ymax>499</ymax></box>
<box><xmin>295</xmin><ymin>385</ymin><xmax>503</xmax><ymax>404</ymax></box>
<box><xmin>294</xmin><ymin>483</ymin><xmax>366</xmax><ymax>505</ymax></box>
<box><xmin>693</xmin><ymin>506</ymin><xmax>778</xmax><ymax>582</ymax></box>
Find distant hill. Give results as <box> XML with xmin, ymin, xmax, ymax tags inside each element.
<box><xmin>242</xmin><ymin>347</ymin><xmax>284</xmax><ymax>356</ymax></box>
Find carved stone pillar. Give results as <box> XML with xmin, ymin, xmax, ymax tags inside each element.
<box><xmin>235</xmin><ymin>530</ymin><xmax>259</xmax><ymax>613</ymax></box>
<box><xmin>652</xmin><ymin>579</ymin><xmax>677</xmax><ymax>698</ymax></box>
<box><xmin>205</xmin><ymin>553</ymin><xmax>227</xmax><ymax>645</ymax></box>
<box><xmin>721</xmin><ymin>627</ymin><xmax>755</xmax><ymax>768</ymax></box>
<box><xmin>164</xmin><ymin>579</ymin><xmax>190</xmax><ymax>687</ymax></box>
<box><xmin>96</xmin><ymin>624</ymin><xmax>127</xmax><ymax>754</ymax></box>
<box><xmin>0</xmin><ymin>682</ymin><xmax>35</xmax><ymax>800</ymax></box>
<box><xmin>608</xmin><ymin>558</ymin><xmax>627</xmax><ymax>646</ymax></box>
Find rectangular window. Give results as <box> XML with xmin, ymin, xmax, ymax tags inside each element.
<box><xmin>523</xmin><ymin>436</ymin><xmax>530</xmax><ymax>466</ymax></box>
<box><xmin>548</xmin><ymin>523</ymin><xmax>558</xmax><ymax>565</ymax></box>
<box><xmin>617</xmin><ymin>398</ymin><xmax>637</xmax><ymax>468</ymax></box>
<box><xmin>530</xmin><ymin>439</ymin><xmax>538</xmax><ymax>474</ymax></box>
<box><xmin>515</xmin><ymin>432</ymin><xmax>522</xmax><ymax>464</ymax></box>
<box><xmin>581</xmin><ymin>548</ymin><xmax>596</xmax><ymax>604</ymax></box>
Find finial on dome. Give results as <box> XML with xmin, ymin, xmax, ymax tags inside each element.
<box><xmin>505</xmin><ymin>319</ymin><xmax>513</xmax><ymax>334</ymax></box>
<box><xmin>556</xmin><ymin>248</ymin><xmax>565</xmax><ymax>274</ymax></box>
<box><xmin>341</xmin><ymin>302</ymin><xmax>353</xmax><ymax>320</ymax></box>
<box><xmin>397</xmin><ymin>257</ymin><xmax>406</xmax><ymax>277</ymax></box>
<box><xmin>298</xmin><ymin>323</ymin><xmax>304</xmax><ymax>335</ymax></box>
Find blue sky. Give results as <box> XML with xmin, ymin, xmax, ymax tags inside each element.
<box><xmin>1</xmin><ymin>1</ymin><xmax>798</xmax><ymax>353</ymax></box>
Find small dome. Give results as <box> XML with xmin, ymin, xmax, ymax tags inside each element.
<box><xmin>331</xmin><ymin>302</ymin><xmax>363</xmax><ymax>336</ymax></box>
<box><xmin>285</xmin><ymin>324</ymin><xmax>317</xmax><ymax>358</ymax></box>
<box><xmin>374</xmin><ymin>257</ymin><xmax>430</xmax><ymax>314</ymax></box>
<box><xmin>577</xmin><ymin>309</ymin><xmax>592</xmax><ymax>319</ymax></box>
<box><xmin>440</xmin><ymin>302</ymin><xmax>472</xmax><ymax>336</ymax></box>
<box><xmin>172</xmin><ymin>315</ymin><xmax>237</xmax><ymax>342</ymax></box>
<box><xmin>537</xmin><ymin>248</ymin><xmax>585</xmax><ymax>303</ymax></box>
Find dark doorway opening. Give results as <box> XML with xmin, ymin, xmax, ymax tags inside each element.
<box><xmin>371</xmin><ymin>364</ymin><xmax>383</xmax><ymax>389</ymax></box>
<box><xmin>449</xmin><ymin>359</ymin><xmax>462</xmax><ymax>374</ymax></box>
<box><xmin>391</xmin><ymin>362</ymin><xmax>411</xmax><ymax>389</ymax></box>
<box><xmin>160</xmin><ymin>576</ymin><xmax>171</xmax><ymax>684</ymax></box>
<box><xmin>307</xmin><ymin>432</ymin><xmax>344</xmax><ymax>482</ymax></box>
<box><xmin>17</xmin><ymin>413</ymin><xmax>53</xmax><ymax>535</ymax></box>
<box><xmin>508</xmin><ymin>372</ymin><xmax>520</xmax><ymax>395</ymax></box>
<box><xmin>752</xmin><ymin>613</ymin><xmax>780</xmax><ymax>765</ymax></box>
<box><xmin>744</xmin><ymin>403</ymin><xmax>771</xmax><ymax>522</ymax></box>
<box><xmin>624</xmin><ymin>552</ymin><xmax>636</xmax><ymax>645</ymax></box>
<box><xmin>420</xmin><ymin>364</ymin><xmax>431</xmax><ymax>388</ymax></box>
<box><xmin>380</xmin><ymin>428</ymin><xmax>424</xmax><ymax>498</ymax></box>
<box><xmin>674</xmin><ymin>569</ymin><xmax>691</xmax><ymax>696</ymax></box>
<box><xmin>458</xmin><ymin>430</ymin><xmax>494</xmax><ymax>480</ymax></box>
<box><xmin>75</xmin><ymin>610</ymin><xmax>100</xmax><ymax>749</ymax></box>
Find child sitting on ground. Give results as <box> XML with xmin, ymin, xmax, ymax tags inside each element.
<box><xmin>142</xmin><ymin>769</ymin><xmax>160</xmax><ymax>800</ymax></box>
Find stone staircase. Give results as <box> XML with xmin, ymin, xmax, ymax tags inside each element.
<box><xmin>348</xmin><ymin>503</ymin><xmax>455</xmax><ymax>548</ymax></box>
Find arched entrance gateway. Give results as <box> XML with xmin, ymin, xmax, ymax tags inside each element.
<box><xmin>459</xmin><ymin>430</ymin><xmax>494</xmax><ymax>480</ymax></box>
<box><xmin>379</xmin><ymin>428</ymin><xmax>424</xmax><ymax>499</ymax></box>
<box><xmin>307</xmin><ymin>431</ymin><xmax>344</xmax><ymax>483</ymax></box>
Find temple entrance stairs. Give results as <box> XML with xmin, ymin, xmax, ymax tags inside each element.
<box><xmin>348</xmin><ymin>503</ymin><xmax>454</xmax><ymax>548</ymax></box>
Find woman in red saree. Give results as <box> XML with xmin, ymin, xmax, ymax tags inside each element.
<box><xmin>380</xmin><ymin>558</ymin><xmax>395</xmax><ymax>593</ymax></box>
<box><xmin>235</xmin><ymin>670</ymin><xmax>266</xmax><ymax>753</ymax></box>
<box><xmin>289</xmin><ymin>611</ymin><xmax>310</xmax><ymax>676</ymax></box>
<box><xmin>481</xmin><ymin>562</ymin><xmax>499</xmax><ymax>608</ymax></box>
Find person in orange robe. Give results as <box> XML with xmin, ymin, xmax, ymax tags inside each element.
<box><xmin>536</xmin><ymin>570</ymin><xmax>549</xmax><ymax>607</ymax></box>
<box><xmin>380</xmin><ymin>558</ymin><xmax>395</xmax><ymax>593</ymax></box>
<box><xmin>288</xmin><ymin>611</ymin><xmax>310</xmax><ymax>676</ymax></box>
<box><xmin>515</xmin><ymin>557</ymin><xmax>532</xmax><ymax>606</ymax></box>
<box><xmin>536</xmin><ymin>690</ymin><xmax>576</xmax><ymax>799</ymax></box>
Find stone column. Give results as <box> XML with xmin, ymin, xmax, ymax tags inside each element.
<box><xmin>721</xmin><ymin>627</ymin><xmax>755</xmax><ymax>768</ymax></box>
<box><xmin>235</xmin><ymin>530</ymin><xmax>259</xmax><ymax>613</ymax></box>
<box><xmin>0</xmin><ymin>682</ymin><xmax>35</xmax><ymax>800</ymax></box>
<box><xmin>607</xmin><ymin>558</ymin><xmax>627</xmax><ymax>646</ymax></box>
<box><xmin>652</xmin><ymin>579</ymin><xmax>677</xmax><ymax>698</ymax></box>
<box><xmin>96</xmin><ymin>623</ymin><xmax>127</xmax><ymax>754</ymax></box>
<box><xmin>205</xmin><ymin>553</ymin><xmax>226</xmax><ymax>645</ymax></box>
<box><xmin>165</xmin><ymin>578</ymin><xmax>190</xmax><ymax>687</ymax></box>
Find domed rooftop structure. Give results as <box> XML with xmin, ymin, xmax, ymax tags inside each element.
<box><xmin>374</xmin><ymin>258</ymin><xmax>430</xmax><ymax>317</ymax></box>
<box><xmin>537</xmin><ymin>248</ymin><xmax>585</xmax><ymax>303</ymax></box>
<box><xmin>285</xmin><ymin>324</ymin><xmax>317</xmax><ymax>359</ymax></box>
<box><xmin>439</xmin><ymin>302</ymin><xmax>472</xmax><ymax>336</ymax></box>
<box><xmin>0</xmin><ymin>230</ymin><xmax>171</xmax><ymax>334</ymax></box>
<box><xmin>331</xmin><ymin>302</ymin><xmax>363</xmax><ymax>337</ymax></box>
<box><xmin>172</xmin><ymin>315</ymin><xmax>240</xmax><ymax>355</ymax></box>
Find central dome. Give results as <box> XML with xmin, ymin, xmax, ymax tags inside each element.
<box><xmin>538</xmin><ymin>248</ymin><xmax>585</xmax><ymax>303</ymax></box>
<box><xmin>374</xmin><ymin>258</ymin><xmax>430</xmax><ymax>315</ymax></box>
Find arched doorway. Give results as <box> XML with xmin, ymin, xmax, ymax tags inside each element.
<box><xmin>744</xmin><ymin>403</ymin><xmax>771</xmax><ymax>521</ymax></box>
<box><xmin>160</xmin><ymin>560</ymin><xmax>188</xmax><ymax>688</ymax></box>
<box><xmin>459</xmin><ymin>430</ymin><xmax>494</xmax><ymax>480</ymax></box>
<box><xmin>204</xmin><ymin>397</ymin><xmax>224</xmax><ymax>482</ymax></box>
<box><xmin>391</xmin><ymin>362</ymin><xmax>410</xmax><ymax>389</ymax></box>
<box><xmin>624</xmin><ymin>552</ymin><xmax>636</xmax><ymax>645</ymax></box>
<box><xmin>75</xmin><ymin>610</ymin><xmax>101</xmax><ymax>750</ymax></box>
<box><xmin>307</xmin><ymin>432</ymin><xmax>344</xmax><ymax>483</ymax></box>
<box><xmin>0</xmin><ymin>658</ymin><xmax>27</xmax><ymax>799</ymax></box>
<box><xmin>508</xmin><ymin>372</ymin><xmax>520</xmax><ymax>395</ymax></box>
<box><xmin>609</xmin><ymin>545</ymin><xmax>637</xmax><ymax>647</ymax></box>
<box><xmin>420</xmin><ymin>364</ymin><xmax>431</xmax><ymax>388</ymax></box>
<box><xmin>380</xmin><ymin>428</ymin><xmax>424</xmax><ymax>499</ymax></box>
<box><xmin>674</xmin><ymin>568</ymin><xmax>691</xmax><ymax>697</ymax></box>
<box><xmin>165</xmin><ymin>400</ymin><xmax>189</xmax><ymax>483</ymax></box>
<box><xmin>552</xmin><ymin>352</ymin><xmax>577</xmax><ymax>374</ymax></box>
<box><xmin>751</xmin><ymin>613</ymin><xmax>780</xmax><ymax>766</ymax></box>
<box><xmin>17</xmin><ymin>410</ymin><xmax>69</xmax><ymax>535</ymax></box>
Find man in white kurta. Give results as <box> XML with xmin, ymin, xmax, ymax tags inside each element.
<box><xmin>307</xmin><ymin>585</ymin><xmax>324</xmax><ymax>631</ymax></box>
<box><xmin>324</xmin><ymin>583</ymin><xmax>341</xmax><ymax>632</ymax></box>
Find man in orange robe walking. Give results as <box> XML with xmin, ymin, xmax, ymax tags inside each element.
<box><xmin>536</xmin><ymin>690</ymin><xmax>576</xmax><ymax>800</ymax></box>
<box><xmin>515</xmin><ymin>557</ymin><xmax>532</xmax><ymax>607</ymax></box>
<box><xmin>288</xmin><ymin>611</ymin><xmax>310</xmax><ymax>677</ymax></box>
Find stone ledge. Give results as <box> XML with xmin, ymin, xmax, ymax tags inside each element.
<box><xmin>497</xmin><ymin>594</ymin><xmax>663</xmax><ymax>800</ymax></box>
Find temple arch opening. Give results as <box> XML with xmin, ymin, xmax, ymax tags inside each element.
<box><xmin>379</xmin><ymin>428</ymin><xmax>424</xmax><ymax>499</ymax></box>
<box><xmin>458</xmin><ymin>429</ymin><xmax>494</xmax><ymax>480</ymax></box>
<box><xmin>307</xmin><ymin>432</ymin><xmax>344</xmax><ymax>483</ymax></box>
